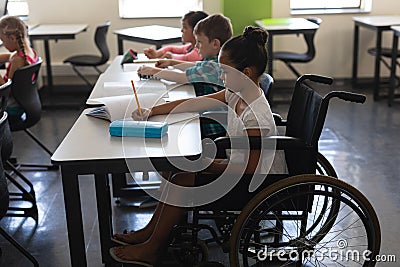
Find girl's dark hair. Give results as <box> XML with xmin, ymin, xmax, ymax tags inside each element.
<box><xmin>221</xmin><ymin>26</ymin><xmax>269</xmax><ymax>76</ymax></box>
<box><xmin>0</xmin><ymin>16</ymin><xmax>29</xmax><ymax>64</ymax></box>
<box><xmin>183</xmin><ymin>11</ymin><xmax>208</xmax><ymax>29</ymax></box>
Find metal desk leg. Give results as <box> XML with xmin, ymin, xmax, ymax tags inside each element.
<box><xmin>117</xmin><ymin>35</ymin><xmax>124</xmax><ymax>55</ymax></box>
<box><xmin>94</xmin><ymin>173</ymin><xmax>114</xmax><ymax>264</ymax></box>
<box><xmin>373</xmin><ymin>30</ymin><xmax>383</xmax><ymax>101</ymax></box>
<box><xmin>389</xmin><ymin>33</ymin><xmax>398</xmax><ymax>106</ymax></box>
<box><xmin>61</xmin><ymin>166</ymin><xmax>87</xmax><ymax>267</ymax></box>
<box><xmin>43</xmin><ymin>39</ymin><xmax>53</xmax><ymax>89</ymax></box>
<box><xmin>352</xmin><ymin>24</ymin><xmax>359</xmax><ymax>86</ymax></box>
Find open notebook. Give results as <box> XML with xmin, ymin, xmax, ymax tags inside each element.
<box><xmin>105</xmin><ymin>80</ymin><xmax>167</xmax><ymax>96</ymax></box>
<box><xmin>86</xmin><ymin>93</ymin><xmax>164</xmax><ymax>121</ymax></box>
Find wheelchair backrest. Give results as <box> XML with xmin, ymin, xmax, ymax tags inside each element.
<box><xmin>285</xmin><ymin>75</ymin><xmax>328</xmax><ymax>175</ymax></box>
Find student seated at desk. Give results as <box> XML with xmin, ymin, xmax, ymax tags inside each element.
<box><xmin>0</xmin><ymin>16</ymin><xmax>38</xmax><ymax>119</ymax></box>
<box><xmin>144</xmin><ymin>11</ymin><xmax>208</xmax><ymax>62</ymax></box>
<box><xmin>110</xmin><ymin>26</ymin><xmax>286</xmax><ymax>267</ymax></box>
<box><xmin>138</xmin><ymin>14</ymin><xmax>233</xmax><ymax>139</ymax></box>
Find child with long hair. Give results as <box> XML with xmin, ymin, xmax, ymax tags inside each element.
<box><xmin>144</xmin><ymin>11</ymin><xmax>208</xmax><ymax>62</ymax></box>
<box><xmin>0</xmin><ymin>16</ymin><xmax>38</xmax><ymax>116</ymax></box>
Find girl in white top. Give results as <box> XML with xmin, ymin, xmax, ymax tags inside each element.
<box><xmin>110</xmin><ymin>26</ymin><xmax>286</xmax><ymax>266</ymax></box>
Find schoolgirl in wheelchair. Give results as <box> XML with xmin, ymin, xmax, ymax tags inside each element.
<box><xmin>109</xmin><ymin>26</ymin><xmax>286</xmax><ymax>266</ymax></box>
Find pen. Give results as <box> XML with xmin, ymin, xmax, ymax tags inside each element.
<box><xmin>131</xmin><ymin>80</ymin><xmax>143</xmax><ymax>117</ymax></box>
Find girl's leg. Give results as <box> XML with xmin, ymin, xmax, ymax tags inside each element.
<box><xmin>113</xmin><ymin>172</ymin><xmax>195</xmax><ymax>263</ymax></box>
<box><xmin>113</xmin><ymin>171</ymin><xmax>175</xmax><ymax>244</ymax></box>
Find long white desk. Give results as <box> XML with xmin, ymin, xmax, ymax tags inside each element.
<box><xmin>51</xmin><ymin>56</ymin><xmax>201</xmax><ymax>266</ymax></box>
<box><xmin>88</xmin><ymin>55</ymin><xmax>196</xmax><ymax>103</ymax></box>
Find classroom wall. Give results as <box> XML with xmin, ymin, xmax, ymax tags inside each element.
<box><xmin>22</xmin><ymin>0</ymin><xmax>400</xmax><ymax>80</ymax></box>
<box><xmin>223</xmin><ymin>0</ymin><xmax>271</xmax><ymax>35</ymax></box>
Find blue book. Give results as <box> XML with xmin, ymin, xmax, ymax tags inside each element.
<box><xmin>109</xmin><ymin>120</ymin><xmax>168</xmax><ymax>138</ymax></box>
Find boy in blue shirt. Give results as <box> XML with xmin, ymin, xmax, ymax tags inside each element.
<box><xmin>138</xmin><ymin>14</ymin><xmax>233</xmax><ymax>138</ymax></box>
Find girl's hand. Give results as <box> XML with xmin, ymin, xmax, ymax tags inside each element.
<box><xmin>138</xmin><ymin>65</ymin><xmax>160</xmax><ymax>76</ymax></box>
<box><xmin>162</xmin><ymin>52</ymin><xmax>173</xmax><ymax>59</ymax></box>
<box><xmin>131</xmin><ymin>108</ymin><xmax>151</xmax><ymax>121</ymax></box>
<box><xmin>144</xmin><ymin>48</ymin><xmax>159</xmax><ymax>59</ymax></box>
<box><xmin>155</xmin><ymin>59</ymin><xmax>171</xmax><ymax>68</ymax></box>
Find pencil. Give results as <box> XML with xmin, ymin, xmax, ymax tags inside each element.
<box><xmin>131</xmin><ymin>80</ymin><xmax>143</xmax><ymax>117</ymax></box>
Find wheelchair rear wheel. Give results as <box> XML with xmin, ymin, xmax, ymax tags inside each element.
<box><xmin>229</xmin><ymin>174</ymin><xmax>380</xmax><ymax>267</ymax></box>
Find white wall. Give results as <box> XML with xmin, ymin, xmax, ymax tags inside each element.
<box><xmin>23</xmin><ymin>0</ymin><xmax>400</xmax><ymax>79</ymax></box>
<box><xmin>25</xmin><ymin>0</ymin><xmax>222</xmax><ymax>76</ymax></box>
<box><xmin>272</xmin><ymin>0</ymin><xmax>400</xmax><ymax>79</ymax></box>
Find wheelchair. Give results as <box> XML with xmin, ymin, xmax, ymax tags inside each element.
<box><xmin>164</xmin><ymin>74</ymin><xmax>381</xmax><ymax>267</ymax></box>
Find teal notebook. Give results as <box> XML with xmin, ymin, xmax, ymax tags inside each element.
<box><xmin>109</xmin><ymin>120</ymin><xmax>168</xmax><ymax>138</ymax></box>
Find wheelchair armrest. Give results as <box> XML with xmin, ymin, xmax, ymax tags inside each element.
<box><xmin>210</xmin><ymin>136</ymin><xmax>307</xmax><ymax>154</ymax></box>
<box><xmin>273</xmin><ymin>136</ymin><xmax>308</xmax><ymax>150</ymax></box>
<box><xmin>201</xmin><ymin>111</ymin><xmax>286</xmax><ymax>127</ymax></box>
<box><xmin>200</xmin><ymin>111</ymin><xmax>227</xmax><ymax>125</ymax></box>
<box><xmin>273</xmin><ymin>113</ymin><xmax>286</xmax><ymax>126</ymax></box>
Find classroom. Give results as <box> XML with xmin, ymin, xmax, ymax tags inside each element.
<box><xmin>0</xmin><ymin>0</ymin><xmax>399</xmax><ymax>266</ymax></box>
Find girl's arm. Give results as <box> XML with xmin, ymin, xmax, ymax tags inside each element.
<box><xmin>6</xmin><ymin>56</ymin><xmax>26</xmax><ymax>80</ymax></box>
<box><xmin>132</xmin><ymin>89</ymin><xmax>226</xmax><ymax>119</ymax></box>
<box><xmin>152</xmin><ymin>89</ymin><xmax>226</xmax><ymax>115</ymax></box>
<box><xmin>159</xmin><ymin>44</ymin><xmax>191</xmax><ymax>55</ymax></box>
<box><xmin>172</xmin><ymin>48</ymin><xmax>202</xmax><ymax>62</ymax></box>
<box><xmin>0</xmin><ymin>53</ymin><xmax>11</xmax><ymax>63</ymax></box>
<box><xmin>204</xmin><ymin>129</ymin><xmax>263</xmax><ymax>174</ymax></box>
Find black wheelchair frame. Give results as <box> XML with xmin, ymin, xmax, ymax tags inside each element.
<box><xmin>164</xmin><ymin>74</ymin><xmax>380</xmax><ymax>267</ymax></box>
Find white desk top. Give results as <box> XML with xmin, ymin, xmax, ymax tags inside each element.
<box><xmin>51</xmin><ymin>109</ymin><xmax>201</xmax><ymax>162</ymax></box>
<box><xmin>52</xmin><ymin>54</ymin><xmax>201</xmax><ymax>163</ymax></box>
<box><xmin>114</xmin><ymin>25</ymin><xmax>182</xmax><ymax>40</ymax></box>
<box><xmin>352</xmin><ymin>16</ymin><xmax>400</xmax><ymax>27</ymax></box>
<box><xmin>29</xmin><ymin>24</ymin><xmax>88</xmax><ymax>36</ymax></box>
<box><xmin>391</xmin><ymin>26</ymin><xmax>400</xmax><ymax>33</ymax></box>
<box><xmin>255</xmin><ymin>18</ymin><xmax>318</xmax><ymax>31</ymax></box>
<box><xmin>88</xmin><ymin>55</ymin><xmax>195</xmax><ymax>103</ymax></box>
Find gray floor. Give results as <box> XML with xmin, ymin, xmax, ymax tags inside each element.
<box><xmin>1</xmin><ymin>80</ymin><xmax>400</xmax><ymax>266</ymax></box>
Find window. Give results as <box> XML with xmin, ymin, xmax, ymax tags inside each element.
<box><xmin>290</xmin><ymin>0</ymin><xmax>371</xmax><ymax>15</ymax></box>
<box><xmin>119</xmin><ymin>0</ymin><xmax>203</xmax><ymax>18</ymax></box>
<box><xmin>7</xmin><ymin>0</ymin><xmax>29</xmax><ymax>17</ymax></box>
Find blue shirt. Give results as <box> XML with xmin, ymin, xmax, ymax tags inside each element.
<box><xmin>186</xmin><ymin>57</ymin><xmax>224</xmax><ymax>96</ymax></box>
<box><xmin>186</xmin><ymin>57</ymin><xmax>226</xmax><ymax>138</ymax></box>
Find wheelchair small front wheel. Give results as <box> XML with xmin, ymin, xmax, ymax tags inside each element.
<box><xmin>229</xmin><ymin>174</ymin><xmax>381</xmax><ymax>267</ymax></box>
<box><xmin>170</xmin><ymin>233</ymin><xmax>209</xmax><ymax>266</ymax></box>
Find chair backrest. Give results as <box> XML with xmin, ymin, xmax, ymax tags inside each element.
<box><xmin>95</xmin><ymin>21</ymin><xmax>111</xmax><ymax>65</ymax></box>
<box><xmin>0</xmin><ymin>111</ymin><xmax>10</xmax><ymax>219</ymax></box>
<box><xmin>259</xmin><ymin>73</ymin><xmax>273</xmax><ymax>101</ymax></box>
<box><xmin>285</xmin><ymin>74</ymin><xmax>331</xmax><ymax>174</ymax></box>
<box><xmin>302</xmin><ymin>17</ymin><xmax>322</xmax><ymax>62</ymax></box>
<box><xmin>0</xmin><ymin>80</ymin><xmax>13</xmax><ymax>163</ymax></box>
<box><xmin>9</xmin><ymin>58</ymin><xmax>42</xmax><ymax>130</ymax></box>
<box><xmin>0</xmin><ymin>79</ymin><xmax>11</xmax><ymax>117</ymax></box>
